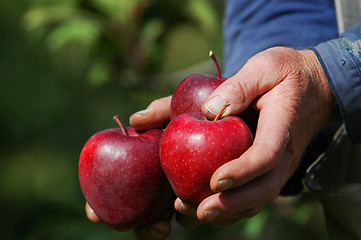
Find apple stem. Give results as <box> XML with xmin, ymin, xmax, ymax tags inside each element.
<box><xmin>209</xmin><ymin>50</ymin><xmax>222</xmax><ymax>79</ymax></box>
<box><xmin>113</xmin><ymin>115</ymin><xmax>127</xmax><ymax>135</ymax></box>
<box><xmin>213</xmin><ymin>101</ymin><xmax>230</xmax><ymax>121</ymax></box>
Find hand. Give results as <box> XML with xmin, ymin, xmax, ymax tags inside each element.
<box><xmin>85</xmin><ymin>201</ymin><xmax>172</xmax><ymax>240</ymax></box>
<box><xmin>188</xmin><ymin>46</ymin><xmax>337</xmax><ymax>225</ymax></box>
<box><xmin>85</xmin><ymin>46</ymin><xmax>338</xmax><ymax>234</ymax></box>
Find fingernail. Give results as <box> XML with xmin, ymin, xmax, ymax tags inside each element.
<box><xmin>134</xmin><ymin>109</ymin><xmax>152</xmax><ymax>116</ymax></box>
<box><xmin>147</xmin><ymin>225</ymin><xmax>167</xmax><ymax>239</ymax></box>
<box><xmin>204</xmin><ymin>209</ymin><xmax>220</xmax><ymax>222</ymax></box>
<box><xmin>178</xmin><ymin>202</ymin><xmax>185</xmax><ymax>214</ymax></box>
<box><xmin>216</xmin><ymin>179</ymin><xmax>234</xmax><ymax>192</ymax></box>
<box><xmin>129</xmin><ymin>109</ymin><xmax>152</xmax><ymax>126</ymax></box>
<box><xmin>204</xmin><ymin>96</ymin><xmax>228</xmax><ymax>116</ymax></box>
<box><xmin>178</xmin><ymin>201</ymin><xmax>196</xmax><ymax>215</ymax></box>
<box><xmin>85</xmin><ymin>202</ymin><xmax>101</xmax><ymax>224</ymax></box>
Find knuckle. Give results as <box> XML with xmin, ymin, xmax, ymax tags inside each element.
<box><xmin>227</xmin><ymin>79</ymin><xmax>248</xmax><ymax>100</ymax></box>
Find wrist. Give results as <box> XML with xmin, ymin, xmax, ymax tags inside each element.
<box><xmin>299</xmin><ymin>49</ymin><xmax>341</xmax><ymax>125</ymax></box>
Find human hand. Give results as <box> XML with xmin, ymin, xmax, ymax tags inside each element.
<box><xmin>85</xmin><ymin>202</ymin><xmax>172</xmax><ymax>240</ymax></box>
<box><xmin>85</xmin><ymin>46</ymin><xmax>337</xmax><ymax>234</ymax></box>
<box><xmin>178</xmin><ymin>46</ymin><xmax>336</xmax><ymax>226</ymax></box>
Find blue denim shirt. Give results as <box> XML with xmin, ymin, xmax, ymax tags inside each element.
<box><xmin>224</xmin><ymin>0</ymin><xmax>361</xmax><ymax>142</ymax></box>
<box><xmin>313</xmin><ymin>23</ymin><xmax>361</xmax><ymax>142</ymax></box>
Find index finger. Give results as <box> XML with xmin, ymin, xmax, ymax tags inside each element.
<box><xmin>130</xmin><ymin>96</ymin><xmax>171</xmax><ymax>131</ymax></box>
<box><xmin>209</xmin><ymin>97</ymin><xmax>292</xmax><ymax>193</ymax></box>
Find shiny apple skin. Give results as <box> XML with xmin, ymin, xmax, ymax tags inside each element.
<box><xmin>170</xmin><ymin>74</ymin><xmax>258</xmax><ymax>134</ymax></box>
<box><xmin>170</xmin><ymin>74</ymin><xmax>227</xmax><ymax>120</ymax></box>
<box><xmin>160</xmin><ymin>112</ymin><xmax>253</xmax><ymax>205</ymax></box>
<box><xmin>79</xmin><ymin>127</ymin><xmax>175</xmax><ymax>231</ymax></box>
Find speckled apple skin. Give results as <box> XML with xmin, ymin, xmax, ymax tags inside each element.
<box><xmin>160</xmin><ymin>112</ymin><xmax>253</xmax><ymax>205</ymax></box>
<box><xmin>170</xmin><ymin>74</ymin><xmax>259</xmax><ymax>134</ymax></box>
<box><xmin>79</xmin><ymin>127</ymin><xmax>175</xmax><ymax>231</ymax></box>
<box><xmin>170</xmin><ymin>74</ymin><xmax>227</xmax><ymax>120</ymax></box>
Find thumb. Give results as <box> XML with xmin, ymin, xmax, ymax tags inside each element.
<box><xmin>201</xmin><ymin>48</ymin><xmax>287</xmax><ymax>119</ymax></box>
<box><xmin>201</xmin><ymin>76</ymin><xmax>254</xmax><ymax>119</ymax></box>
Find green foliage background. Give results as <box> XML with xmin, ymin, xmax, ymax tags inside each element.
<box><xmin>0</xmin><ymin>0</ymin><xmax>329</xmax><ymax>239</ymax></box>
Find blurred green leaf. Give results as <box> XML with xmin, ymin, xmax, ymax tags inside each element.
<box><xmin>185</xmin><ymin>0</ymin><xmax>219</xmax><ymax>35</ymax></box>
<box><xmin>22</xmin><ymin>6</ymin><xmax>79</xmax><ymax>31</ymax></box>
<box><xmin>161</xmin><ymin>24</ymin><xmax>210</xmax><ymax>73</ymax></box>
<box><xmin>89</xmin><ymin>0</ymin><xmax>141</xmax><ymax>21</ymax></box>
<box><xmin>141</xmin><ymin>18</ymin><xmax>165</xmax><ymax>50</ymax></box>
<box><xmin>0</xmin><ymin>146</ymin><xmax>78</xmax><ymax>204</ymax></box>
<box><xmin>46</xmin><ymin>18</ymin><xmax>100</xmax><ymax>51</ymax></box>
<box><xmin>86</xmin><ymin>61</ymin><xmax>111</xmax><ymax>86</ymax></box>
<box><xmin>27</xmin><ymin>0</ymin><xmax>81</xmax><ymax>6</ymax></box>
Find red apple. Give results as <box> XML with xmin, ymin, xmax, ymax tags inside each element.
<box><xmin>170</xmin><ymin>51</ymin><xmax>227</xmax><ymax>120</ymax></box>
<box><xmin>160</xmin><ymin>110</ymin><xmax>253</xmax><ymax>205</ymax></box>
<box><xmin>170</xmin><ymin>51</ymin><xmax>258</xmax><ymax>133</ymax></box>
<box><xmin>79</xmin><ymin>116</ymin><xmax>176</xmax><ymax>231</ymax></box>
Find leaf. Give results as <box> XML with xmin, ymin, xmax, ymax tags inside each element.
<box><xmin>140</xmin><ymin>18</ymin><xmax>165</xmax><ymax>49</ymax></box>
<box><xmin>21</xmin><ymin>6</ymin><xmax>79</xmax><ymax>31</ymax></box>
<box><xmin>86</xmin><ymin>61</ymin><xmax>111</xmax><ymax>87</ymax></box>
<box><xmin>185</xmin><ymin>0</ymin><xmax>219</xmax><ymax>35</ymax></box>
<box><xmin>45</xmin><ymin>18</ymin><xmax>100</xmax><ymax>51</ymax></box>
<box><xmin>161</xmin><ymin>24</ymin><xmax>210</xmax><ymax>73</ymax></box>
<box><xmin>89</xmin><ymin>0</ymin><xmax>142</xmax><ymax>22</ymax></box>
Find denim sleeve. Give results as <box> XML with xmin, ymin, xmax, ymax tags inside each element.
<box><xmin>223</xmin><ymin>0</ymin><xmax>338</xmax><ymax>77</ymax></box>
<box><xmin>312</xmin><ymin>22</ymin><xmax>361</xmax><ymax>142</ymax></box>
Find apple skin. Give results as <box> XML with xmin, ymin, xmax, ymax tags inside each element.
<box><xmin>79</xmin><ymin>127</ymin><xmax>176</xmax><ymax>231</ymax></box>
<box><xmin>160</xmin><ymin>112</ymin><xmax>253</xmax><ymax>205</ymax></box>
<box><xmin>170</xmin><ymin>74</ymin><xmax>227</xmax><ymax>120</ymax></box>
<box><xmin>170</xmin><ymin>74</ymin><xmax>258</xmax><ymax>134</ymax></box>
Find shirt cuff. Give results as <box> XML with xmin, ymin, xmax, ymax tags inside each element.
<box><xmin>312</xmin><ymin>24</ymin><xmax>361</xmax><ymax>142</ymax></box>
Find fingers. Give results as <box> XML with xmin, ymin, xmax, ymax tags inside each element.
<box><xmin>85</xmin><ymin>202</ymin><xmax>102</xmax><ymax>224</ymax></box>
<box><xmin>207</xmin><ymin>49</ymin><xmax>331</xmax><ymax>194</ymax></box>
<box><xmin>209</xmin><ymin>95</ymin><xmax>293</xmax><ymax>193</ymax></box>
<box><xmin>201</xmin><ymin>49</ymin><xmax>283</xmax><ymax>120</ymax></box>
<box><xmin>194</xmin><ymin>48</ymin><xmax>308</xmax><ymax>227</ymax></box>
<box><xmin>174</xmin><ymin>198</ymin><xmax>202</xmax><ymax>229</ymax></box>
<box><xmin>205</xmin><ymin>207</ymin><xmax>263</xmax><ymax>227</ymax></box>
<box><xmin>203</xmin><ymin>47</ymin><xmax>309</xmax><ymax>194</ymax></box>
<box><xmin>201</xmin><ymin>77</ymin><xmax>253</xmax><ymax>120</ymax></box>
<box><xmin>201</xmin><ymin>47</ymin><xmax>304</xmax><ymax>121</ymax></box>
<box><xmin>86</xmin><ymin>201</ymin><xmax>172</xmax><ymax>239</ymax></box>
<box><xmin>196</xmin><ymin>152</ymin><xmax>292</xmax><ymax>225</ymax></box>
<box><xmin>175</xmin><ymin>213</ymin><xmax>202</xmax><ymax>229</ymax></box>
<box><xmin>173</xmin><ymin>159</ymin><xmax>283</xmax><ymax>227</ymax></box>
<box><xmin>134</xmin><ymin>220</ymin><xmax>171</xmax><ymax>240</ymax></box>
<box><xmin>207</xmin><ymin>65</ymin><xmax>295</xmax><ymax>192</ymax></box>
<box><xmin>130</xmin><ymin>96</ymin><xmax>172</xmax><ymax>131</ymax></box>
<box><xmin>174</xmin><ymin>198</ymin><xmax>197</xmax><ymax>215</ymax></box>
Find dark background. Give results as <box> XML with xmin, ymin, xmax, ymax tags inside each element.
<box><xmin>0</xmin><ymin>0</ymin><xmax>328</xmax><ymax>239</ymax></box>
